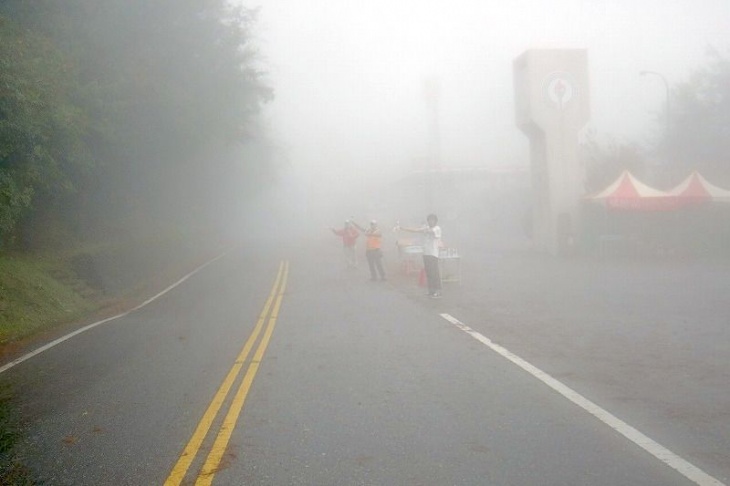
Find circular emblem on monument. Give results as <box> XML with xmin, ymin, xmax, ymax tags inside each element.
<box><xmin>543</xmin><ymin>72</ymin><xmax>577</xmax><ymax>110</ymax></box>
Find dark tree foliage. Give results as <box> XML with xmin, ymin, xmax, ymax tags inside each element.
<box><xmin>669</xmin><ymin>48</ymin><xmax>730</xmax><ymax>185</ymax></box>
<box><xmin>0</xmin><ymin>15</ymin><xmax>92</xmax><ymax>243</ymax></box>
<box><xmin>0</xmin><ymin>1</ymin><xmax>273</xmax><ymax>247</ymax></box>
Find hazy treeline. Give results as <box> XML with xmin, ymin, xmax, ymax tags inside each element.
<box><xmin>0</xmin><ymin>1</ymin><xmax>273</xmax><ymax>249</ymax></box>
<box><xmin>670</xmin><ymin>49</ymin><xmax>730</xmax><ymax>180</ymax></box>
<box><xmin>583</xmin><ymin>48</ymin><xmax>730</xmax><ymax>191</ymax></box>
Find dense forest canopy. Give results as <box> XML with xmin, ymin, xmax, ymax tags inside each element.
<box><xmin>0</xmin><ymin>1</ymin><xmax>273</xmax><ymax>249</ymax></box>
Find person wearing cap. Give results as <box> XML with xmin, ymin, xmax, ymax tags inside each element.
<box><xmin>351</xmin><ymin>220</ymin><xmax>386</xmax><ymax>281</ymax></box>
<box><xmin>330</xmin><ymin>220</ymin><xmax>360</xmax><ymax>268</ymax></box>
<box><xmin>396</xmin><ymin>213</ymin><xmax>442</xmax><ymax>298</ymax></box>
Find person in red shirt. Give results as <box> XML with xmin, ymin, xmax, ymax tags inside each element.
<box><xmin>331</xmin><ymin>220</ymin><xmax>360</xmax><ymax>268</ymax></box>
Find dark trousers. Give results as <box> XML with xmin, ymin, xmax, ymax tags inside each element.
<box><xmin>366</xmin><ymin>249</ymin><xmax>385</xmax><ymax>279</ymax></box>
<box><xmin>423</xmin><ymin>255</ymin><xmax>441</xmax><ymax>293</ymax></box>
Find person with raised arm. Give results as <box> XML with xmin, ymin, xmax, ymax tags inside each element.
<box><xmin>351</xmin><ymin>219</ymin><xmax>386</xmax><ymax>281</ymax></box>
<box><xmin>397</xmin><ymin>214</ymin><xmax>442</xmax><ymax>298</ymax></box>
<box><xmin>330</xmin><ymin>220</ymin><xmax>360</xmax><ymax>268</ymax></box>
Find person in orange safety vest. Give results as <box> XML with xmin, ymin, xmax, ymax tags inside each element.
<box><xmin>351</xmin><ymin>220</ymin><xmax>386</xmax><ymax>281</ymax></box>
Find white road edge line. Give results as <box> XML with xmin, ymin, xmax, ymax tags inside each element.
<box><xmin>0</xmin><ymin>252</ymin><xmax>229</xmax><ymax>375</ymax></box>
<box><xmin>439</xmin><ymin>313</ymin><xmax>725</xmax><ymax>486</ymax></box>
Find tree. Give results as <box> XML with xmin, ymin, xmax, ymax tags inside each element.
<box><xmin>64</xmin><ymin>1</ymin><xmax>274</xmax><ymax>230</ymax></box>
<box><xmin>581</xmin><ymin>130</ymin><xmax>647</xmax><ymax>192</ymax></box>
<box><xmin>668</xmin><ymin>48</ymin><xmax>730</xmax><ymax>185</ymax></box>
<box><xmin>0</xmin><ymin>14</ymin><xmax>92</xmax><ymax>245</ymax></box>
<box><xmin>0</xmin><ymin>1</ymin><xmax>275</xmax><ymax>247</ymax></box>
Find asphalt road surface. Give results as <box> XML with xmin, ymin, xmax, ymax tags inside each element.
<box><xmin>1</xmin><ymin>235</ymin><xmax>728</xmax><ymax>485</ymax></box>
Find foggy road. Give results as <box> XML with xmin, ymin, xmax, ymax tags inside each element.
<box><xmin>3</xmin><ymin>1</ymin><xmax>730</xmax><ymax>485</ymax></box>
<box><xmin>1</xmin><ymin>238</ymin><xmax>728</xmax><ymax>485</ymax></box>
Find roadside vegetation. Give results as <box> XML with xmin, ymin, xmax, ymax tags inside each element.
<box><xmin>0</xmin><ymin>232</ymin><xmax>217</xmax><ymax>350</ymax></box>
<box><xmin>0</xmin><ymin>253</ymin><xmax>92</xmax><ymax>346</ymax></box>
<box><xmin>1</xmin><ymin>2</ymin><xmax>274</xmax><ymax>481</ymax></box>
<box><xmin>0</xmin><ymin>1</ymin><xmax>274</xmax><ymax>344</ymax></box>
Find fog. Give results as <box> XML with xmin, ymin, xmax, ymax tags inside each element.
<box><xmin>3</xmin><ymin>5</ymin><xmax>729</xmax><ymax>481</ymax></box>
<box><xmin>240</xmin><ymin>0</ymin><xmax>730</xmax><ymax>246</ymax></box>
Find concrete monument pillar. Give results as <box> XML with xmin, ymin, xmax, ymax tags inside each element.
<box><xmin>513</xmin><ymin>49</ymin><xmax>590</xmax><ymax>255</ymax></box>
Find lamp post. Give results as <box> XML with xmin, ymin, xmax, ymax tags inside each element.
<box><xmin>640</xmin><ymin>70</ymin><xmax>670</xmax><ymax>138</ymax></box>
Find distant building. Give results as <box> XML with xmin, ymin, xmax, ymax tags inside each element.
<box><xmin>385</xmin><ymin>166</ymin><xmax>531</xmax><ymax>250</ymax></box>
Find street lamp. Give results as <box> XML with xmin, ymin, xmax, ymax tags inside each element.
<box><xmin>640</xmin><ymin>70</ymin><xmax>671</xmax><ymax>137</ymax></box>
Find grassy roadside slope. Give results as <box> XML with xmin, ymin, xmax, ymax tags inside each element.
<box><xmin>0</xmin><ymin>231</ymin><xmax>226</xmax><ymax>358</ymax></box>
<box><xmin>0</xmin><ymin>255</ymin><xmax>95</xmax><ymax>348</ymax></box>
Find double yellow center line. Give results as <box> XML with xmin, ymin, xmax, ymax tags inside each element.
<box><xmin>165</xmin><ymin>260</ymin><xmax>289</xmax><ymax>486</ymax></box>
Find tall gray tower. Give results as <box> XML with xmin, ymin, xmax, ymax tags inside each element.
<box><xmin>514</xmin><ymin>49</ymin><xmax>590</xmax><ymax>255</ymax></box>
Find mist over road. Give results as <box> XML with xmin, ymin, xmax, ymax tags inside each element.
<box><xmin>2</xmin><ymin>234</ymin><xmax>727</xmax><ymax>485</ymax></box>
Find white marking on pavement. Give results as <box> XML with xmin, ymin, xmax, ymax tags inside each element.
<box><xmin>0</xmin><ymin>252</ymin><xmax>228</xmax><ymax>375</ymax></box>
<box><xmin>439</xmin><ymin>312</ymin><xmax>725</xmax><ymax>486</ymax></box>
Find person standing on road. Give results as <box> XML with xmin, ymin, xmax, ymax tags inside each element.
<box><xmin>351</xmin><ymin>220</ymin><xmax>386</xmax><ymax>281</ymax></box>
<box><xmin>330</xmin><ymin>220</ymin><xmax>360</xmax><ymax>268</ymax></box>
<box><xmin>397</xmin><ymin>214</ymin><xmax>442</xmax><ymax>298</ymax></box>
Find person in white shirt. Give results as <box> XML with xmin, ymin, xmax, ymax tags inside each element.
<box><xmin>397</xmin><ymin>214</ymin><xmax>442</xmax><ymax>298</ymax></box>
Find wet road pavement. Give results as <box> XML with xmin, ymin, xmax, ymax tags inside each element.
<box><xmin>1</xmin><ymin>235</ymin><xmax>727</xmax><ymax>485</ymax></box>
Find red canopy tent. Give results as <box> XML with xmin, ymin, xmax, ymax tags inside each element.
<box><xmin>584</xmin><ymin>171</ymin><xmax>730</xmax><ymax>256</ymax></box>
<box><xmin>586</xmin><ymin>170</ymin><xmax>681</xmax><ymax>211</ymax></box>
<box><xmin>668</xmin><ymin>171</ymin><xmax>730</xmax><ymax>205</ymax></box>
